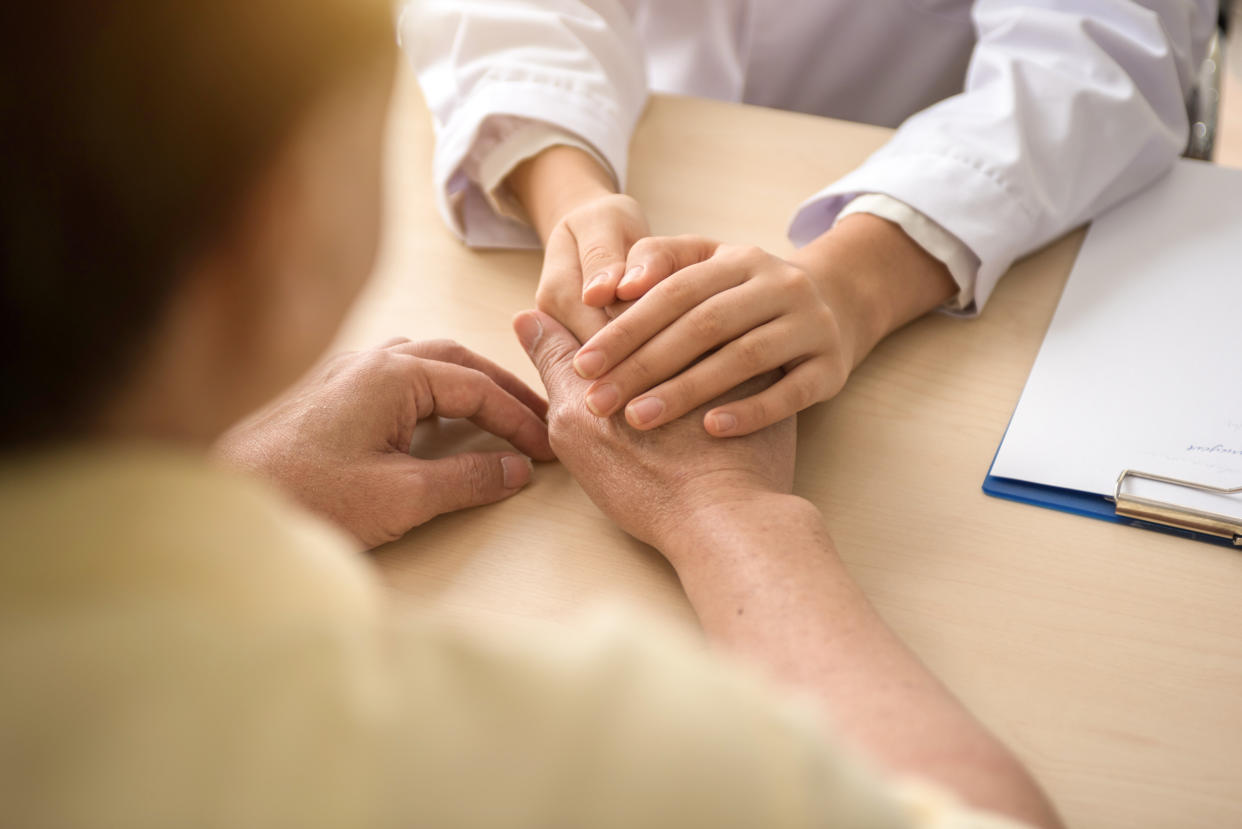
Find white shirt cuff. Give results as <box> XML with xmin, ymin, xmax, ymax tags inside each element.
<box><xmin>834</xmin><ymin>194</ymin><xmax>980</xmax><ymax>314</ymax></box>
<box><xmin>462</xmin><ymin>116</ymin><xmax>617</xmax><ymax>228</ymax></box>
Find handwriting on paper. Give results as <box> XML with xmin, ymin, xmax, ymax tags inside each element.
<box><xmin>1186</xmin><ymin>443</ymin><xmax>1242</xmax><ymax>457</ymax></box>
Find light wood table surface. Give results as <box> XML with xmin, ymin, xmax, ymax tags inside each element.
<box><xmin>335</xmin><ymin>68</ymin><xmax>1242</xmax><ymax>829</ymax></box>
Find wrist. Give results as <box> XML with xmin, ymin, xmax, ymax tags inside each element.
<box><xmin>656</xmin><ymin>491</ymin><xmax>821</xmax><ymax>572</ymax></box>
<box><xmin>506</xmin><ymin>145</ymin><xmax>617</xmax><ymax>243</ymax></box>
<box><xmin>789</xmin><ymin>213</ymin><xmax>956</xmax><ymax>368</ymax></box>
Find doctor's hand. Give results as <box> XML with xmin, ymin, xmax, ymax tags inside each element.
<box><xmin>569</xmin><ymin>215</ymin><xmax>959</xmax><ymax>437</ymax></box>
<box><xmin>506</xmin><ymin>145</ymin><xmax>650</xmax><ymax>342</ymax></box>
<box><xmin>214</xmin><ymin>338</ymin><xmax>555</xmax><ymax>549</ymax></box>
<box><xmin>513</xmin><ymin>310</ymin><xmax>795</xmax><ymax>551</ymax></box>
<box><xmin>535</xmin><ymin>191</ymin><xmax>649</xmax><ymax>342</ymax></box>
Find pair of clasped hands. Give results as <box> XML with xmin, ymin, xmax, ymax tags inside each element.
<box><xmin>220</xmin><ymin>148</ymin><xmax>939</xmax><ymax>550</ymax></box>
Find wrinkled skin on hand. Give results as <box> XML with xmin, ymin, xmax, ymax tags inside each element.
<box><xmin>216</xmin><ymin>338</ymin><xmax>554</xmax><ymax>548</ymax></box>
<box><xmin>514</xmin><ymin>310</ymin><xmax>795</xmax><ymax>548</ymax></box>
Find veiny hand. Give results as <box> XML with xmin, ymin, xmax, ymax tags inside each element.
<box><xmin>535</xmin><ymin>192</ymin><xmax>649</xmax><ymax>343</ymax></box>
<box><xmin>215</xmin><ymin>338</ymin><xmax>555</xmax><ymax>549</ymax></box>
<box><xmin>513</xmin><ymin>310</ymin><xmax>795</xmax><ymax>549</ymax></box>
<box><xmin>568</xmin><ymin>235</ymin><xmax>853</xmax><ymax>439</ymax></box>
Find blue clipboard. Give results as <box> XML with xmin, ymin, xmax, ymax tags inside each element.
<box><xmin>983</xmin><ymin>429</ymin><xmax>1242</xmax><ymax>549</ymax></box>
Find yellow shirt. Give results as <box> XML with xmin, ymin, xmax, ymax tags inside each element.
<box><xmin>0</xmin><ymin>445</ymin><xmax>1027</xmax><ymax>828</ymax></box>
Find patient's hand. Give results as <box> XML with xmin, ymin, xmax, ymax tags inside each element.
<box><xmin>514</xmin><ymin>310</ymin><xmax>795</xmax><ymax>551</ymax></box>
<box><xmin>215</xmin><ymin>338</ymin><xmax>555</xmax><ymax>548</ymax></box>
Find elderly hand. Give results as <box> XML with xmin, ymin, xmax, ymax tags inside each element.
<box><xmin>215</xmin><ymin>338</ymin><xmax>555</xmax><ymax>548</ymax></box>
<box><xmin>513</xmin><ymin>310</ymin><xmax>795</xmax><ymax>552</ymax></box>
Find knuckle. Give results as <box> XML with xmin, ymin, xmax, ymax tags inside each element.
<box><xmin>462</xmin><ymin>455</ymin><xmax>496</xmax><ymax>500</ymax></box>
<box><xmin>578</xmin><ymin>242</ymin><xmax>617</xmax><ymax>271</ymax></box>
<box><xmin>744</xmin><ymin>397</ymin><xmax>771</xmax><ymax>428</ymax></box>
<box><xmin>777</xmin><ymin>265</ymin><xmax>811</xmax><ymax>293</ymax></box>
<box><xmin>546</xmin><ymin>402</ymin><xmax>588</xmax><ymax>451</ymax></box>
<box><xmin>652</xmin><ymin>248</ymin><xmax>679</xmax><ymax>278</ymax></box>
<box><xmin>689</xmin><ymin>304</ymin><xmax>725</xmax><ymax>341</ymax></box>
<box><xmin>536</xmin><ymin>341</ymin><xmax>580</xmax><ymax>387</ymax></box>
<box><xmin>602</xmin><ymin>316</ymin><xmax>640</xmax><ymax>351</ymax></box>
<box><xmin>535</xmin><ymin>284</ymin><xmax>572</xmax><ymax>317</ymax></box>
<box><xmin>457</xmin><ymin>366</ymin><xmax>489</xmax><ymax>396</ymax></box>
<box><xmin>424</xmin><ymin>338</ymin><xmax>465</xmax><ymax>361</ymax></box>
<box><xmin>723</xmin><ymin>244</ymin><xmax>763</xmax><ymax>266</ymax></box>
<box><xmin>628</xmin><ymin>235</ymin><xmax>661</xmax><ymax>260</ymax></box>
<box><xmin>661</xmin><ymin>274</ymin><xmax>696</xmax><ymax>306</ymax></box>
<box><xmin>663</xmin><ymin>376</ymin><xmax>699</xmax><ymax>412</ymax></box>
<box><xmin>735</xmin><ymin>336</ymin><xmax>768</xmax><ymax>371</ymax></box>
<box><xmin>611</xmin><ymin>348</ymin><xmax>660</xmax><ymax>390</ymax></box>
<box><xmin>788</xmin><ymin>379</ymin><xmax>817</xmax><ymax>411</ymax></box>
<box><xmin>534</xmin><ymin>280</ymin><xmax>557</xmax><ymax>308</ymax></box>
<box><xmin>534</xmin><ymin>295</ymin><xmax>554</xmax><ymax>318</ymax></box>
<box><xmin>617</xmin><ymin>350</ymin><xmax>657</xmax><ymax>387</ymax></box>
<box><xmin>354</xmin><ymin>349</ymin><xmax>396</xmax><ymax>383</ymax></box>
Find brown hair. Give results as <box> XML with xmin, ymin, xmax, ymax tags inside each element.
<box><xmin>0</xmin><ymin>0</ymin><xmax>392</xmax><ymax>445</ymax></box>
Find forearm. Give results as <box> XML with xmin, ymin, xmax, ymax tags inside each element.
<box><xmin>789</xmin><ymin>213</ymin><xmax>957</xmax><ymax>371</ymax></box>
<box><xmin>507</xmin><ymin>145</ymin><xmax>617</xmax><ymax>244</ymax></box>
<box><xmin>663</xmin><ymin>493</ymin><xmax>1060</xmax><ymax>828</ymax></box>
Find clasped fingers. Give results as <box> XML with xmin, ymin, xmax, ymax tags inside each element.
<box><xmin>572</xmin><ymin>244</ymin><xmax>849</xmax><ymax>436</ymax></box>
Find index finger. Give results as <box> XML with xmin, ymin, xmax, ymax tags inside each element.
<box><xmin>389</xmin><ymin>339</ymin><xmax>548</xmax><ymax>420</ymax></box>
<box><xmin>412</xmin><ymin>357</ymin><xmax>555</xmax><ymax>462</ymax></box>
<box><xmin>573</xmin><ymin>253</ymin><xmax>750</xmax><ymax>380</ymax></box>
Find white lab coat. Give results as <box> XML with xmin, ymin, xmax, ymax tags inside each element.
<box><xmin>399</xmin><ymin>0</ymin><xmax>1214</xmax><ymax>312</ymax></box>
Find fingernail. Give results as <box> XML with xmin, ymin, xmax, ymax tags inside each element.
<box><xmin>627</xmin><ymin>396</ymin><xmax>664</xmax><ymax>426</ymax></box>
<box><xmin>573</xmin><ymin>349</ymin><xmax>605</xmax><ymax>379</ymax></box>
<box><xmin>708</xmin><ymin>412</ymin><xmax>737</xmax><ymax>434</ymax></box>
<box><xmin>586</xmin><ymin>272</ymin><xmax>611</xmax><ymax>293</ymax></box>
<box><xmin>586</xmin><ymin>383</ymin><xmax>619</xmax><ymax>416</ymax></box>
<box><xmin>501</xmin><ymin>455</ymin><xmax>532</xmax><ymax>489</ymax></box>
<box><xmin>618</xmin><ymin>265</ymin><xmax>644</xmax><ymax>289</ymax></box>
<box><xmin>514</xmin><ymin>313</ymin><xmax>543</xmax><ymax>354</ymax></box>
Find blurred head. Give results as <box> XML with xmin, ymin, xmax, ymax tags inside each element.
<box><xmin>0</xmin><ymin>0</ymin><xmax>395</xmax><ymax>448</ymax></box>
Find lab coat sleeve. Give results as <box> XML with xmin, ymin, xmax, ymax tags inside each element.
<box><xmin>470</xmin><ymin>119</ymin><xmax>615</xmax><ymax>226</ymax></box>
<box><xmin>396</xmin><ymin>0</ymin><xmax>648</xmax><ymax>248</ymax></box>
<box><xmin>788</xmin><ymin>0</ymin><xmax>1216</xmax><ymax>314</ymax></box>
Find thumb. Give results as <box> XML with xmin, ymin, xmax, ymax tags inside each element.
<box><xmin>578</xmin><ymin>220</ymin><xmax>632</xmax><ymax>307</ymax></box>
<box><xmin>411</xmin><ymin>451</ymin><xmax>533</xmax><ymax>521</ymax></box>
<box><xmin>513</xmin><ymin>310</ymin><xmax>586</xmax><ymax>399</ymax></box>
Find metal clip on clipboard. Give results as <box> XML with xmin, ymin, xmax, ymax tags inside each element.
<box><xmin>1113</xmin><ymin>470</ymin><xmax>1242</xmax><ymax>546</ymax></box>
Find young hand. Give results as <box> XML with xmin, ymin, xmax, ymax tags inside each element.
<box><xmin>506</xmin><ymin>145</ymin><xmax>650</xmax><ymax>342</ymax></box>
<box><xmin>570</xmin><ymin>236</ymin><xmax>854</xmax><ymax>438</ymax></box>
<box><xmin>215</xmin><ymin>338</ymin><xmax>555</xmax><ymax>549</ymax></box>
<box><xmin>535</xmin><ymin>191</ymin><xmax>649</xmax><ymax>343</ymax></box>
<box><xmin>570</xmin><ymin>215</ymin><xmax>959</xmax><ymax>438</ymax></box>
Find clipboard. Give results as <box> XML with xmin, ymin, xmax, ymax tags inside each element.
<box><xmin>981</xmin><ymin>159</ymin><xmax>1242</xmax><ymax>548</ymax></box>
<box><xmin>984</xmin><ymin>461</ymin><xmax>1242</xmax><ymax>548</ymax></box>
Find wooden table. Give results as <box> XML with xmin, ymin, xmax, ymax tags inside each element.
<box><xmin>335</xmin><ymin>69</ymin><xmax>1242</xmax><ymax>829</ymax></box>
